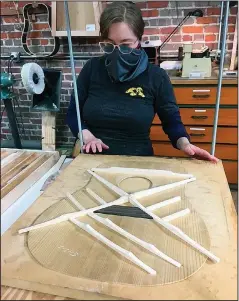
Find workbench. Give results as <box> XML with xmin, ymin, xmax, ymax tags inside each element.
<box><xmin>1</xmin><ymin>154</ymin><xmax>237</xmax><ymax>300</ymax></box>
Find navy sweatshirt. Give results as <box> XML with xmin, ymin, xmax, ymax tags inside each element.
<box><xmin>66</xmin><ymin>56</ymin><xmax>190</xmax><ymax>156</ymax></box>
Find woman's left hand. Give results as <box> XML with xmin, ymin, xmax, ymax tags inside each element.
<box><xmin>177</xmin><ymin>137</ymin><xmax>219</xmax><ymax>163</ymax></box>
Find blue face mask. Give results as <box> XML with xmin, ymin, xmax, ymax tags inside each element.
<box><xmin>105</xmin><ymin>47</ymin><xmax>148</xmax><ymax>83</ymax></box>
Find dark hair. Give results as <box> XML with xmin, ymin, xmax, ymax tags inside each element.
<box><xmin>100</xmin><ymin>2</ymin><xmax>145</xmax><ymax>40</ymax></box>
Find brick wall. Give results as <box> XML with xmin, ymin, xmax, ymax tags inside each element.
<box><xmin>1</xmin><ymin>1</ymin><xmax>237</xmax><ymax>148</ymax></box>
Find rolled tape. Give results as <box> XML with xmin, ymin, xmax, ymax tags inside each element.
<box><xmin>21</xmin><ymin>63</ymin><xmax>45</xmax><ymax>94</ymax></box>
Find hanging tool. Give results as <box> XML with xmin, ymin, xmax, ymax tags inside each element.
<box><xmin>21</xmin><ymin>2</ymin><xmax>60</xmax><ymax>57</ymax></box>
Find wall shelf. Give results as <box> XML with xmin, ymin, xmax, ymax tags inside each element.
<box><xmin>51</xmin><ymin>2</ymin><xmax>103</xmax><ymax>37</ymax></box>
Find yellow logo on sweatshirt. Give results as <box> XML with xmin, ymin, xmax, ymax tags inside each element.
<box><xmin>126</xmin><ymin>87</ymin><xmax>145</xmax><ymax>98</ymax></box>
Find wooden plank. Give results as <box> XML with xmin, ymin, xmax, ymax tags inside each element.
<box><xmin>1</xmin><ymin>151</ymin><xmax>7</xmax><ymax>159</ymax></box>
<box><xmin>1</xmin><ymin>148</ymin><xmax>59</xmax><ymax>155</ymax></box>
<box><xmin>1</xmin><ymin>154</ymin><xmax>63</xmax><ymax>233</ymax></box>
<box><xmin>1</xmin><ymin>149</ymin><xmax>15</xmax><ymax>160</ymax></box>
<box><xmin>56</xmin><ymin>2</ymin><xmax>96</xmax><ymax>32</ymax></box>
<box><xmin>1</xmin><ymin>153</ymin><xmax>59</xmax><ymax>214</ymax></box>
<box><xmin>1</xmin><ymin>152</ymin><xmax>28</xmax><ymax>175</ymax></box>
<box><xmin>42</xmin><ymin>112</ymin><xmax>56</xmax><ymax>151</ymax></box>
<box><xmin>1</xmin><ymin>154</ymin><xmax>48</xmax><ymax>198</ymax></box>
<box><xmin>230</xmin><ymin>16</ymin><xmax>238</xmax><ymax>71</ymax></box>
<box><xmin>1</xmin><ymin>151</ymin><xmax>19</xmax><ymax>167</ymax></box>
<box><xmin>55</xmin><ymin>30</ymin><xmax>100</xmax><ymax>37</ymax></box>
<box><xmin>1</xmin><ymin>153</ymin><xmax>40</xmax><ymax>188</ymax></box>
<box><xmin>51</xmin><ymin>2</ymin><xmax>57</xmax><ymax>36</ymax></box>
<box><xmin>93</xmin><ymin>2</ymin><xmax>103</xmax><ymax>31</ymax></box>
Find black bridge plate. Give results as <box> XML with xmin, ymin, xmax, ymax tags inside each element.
<box><xmin>94</xmin><ymin>205</ymin><xmax>153</xmax><ymax>219</ymax></box>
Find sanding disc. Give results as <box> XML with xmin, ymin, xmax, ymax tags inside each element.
<box><xmin>21</xmin><ymin>63</ymin><xmax>45</xmax><ymax>94</ymax></box>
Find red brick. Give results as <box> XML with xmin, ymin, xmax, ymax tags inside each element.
<box><xmin>3</xmin><ymin>16</ymin><xmax>16</xmax><ymax>23</ymax></box>
<box><xmin>17</xmin><ymin>2</ymin><xmax>30</xmax><ymax>8</ymax></box>
<box><xmin>230</xmin><ymin>7</ymin><xmax>238</xmax><ymax>15</ymax></box>
<box><xmin>228</xmin><ymin>25</ymin><xmax>235</xmax><ymax>33</ymax></box>
<box><xmin>159</xmin><ymin>27</ymin><xmax>176</xmax><ymax>34</ymax></box>
<box><xmin>63</xmin><ymin>67</ymin><xmax>81</xmax><ymax>74</ymax></box>
<box><xmin>142</xmin><ymin>10</ymin><xmax>159</xmax><ymax>18</ymax></box>
<box><xmin>2</xmin><ymin>129</ymin><xmax>10</xmax><ymax>134</ymax></box>
<box><xmin>205</xmin><ymin>42</ymin><xmax>217</xmax><ymax>49</ymax></box>
<box><xmin>40</xmin><ymin>39</ymin><xmax>48</xmax><ymax>45</ymax></box>
<box><xmin>62</xmin><ymin>82</ymin><xmax>73</xmax><ymax>88</ymax></box>
<box><xmin>29</xmin><ymin>31</ymin><xmax>42</xmax><ymax>38</ymax></box>
<box><xmin>182</xmin><ymin>35</ymin><xmax>192</xmax><ymax>42</ymax></box>
<box><xmin>136</xmin><ymin>2</ymin><xmax>147</xmax><ymax>9</ymax></box>
<box><xmin>227</xmin><ymin>33</ymin><xmax>235</xmax><ymax>41</ymax></box>
<box><xmin>206</xmin><ymin>7</ymin><xmax>221</xmax><ymax>16</ymax></box>
<box><xmin>144</xmin><ymin>28</ymin><xmax>160</xmax><ymax>35</ymax></box>
<box><xmin>0</xmin><ymin>2</ymin><xmax>14</xmax><ymax>8</ymax></box>
<box><xmin>32</xmin><ymin>23</ymin><xmax>49</xmax><ymax>30</ymax></box>
<box><xmin>182</xmin><ymin>26</ymin><xmax>203</xmax><ymax>34</ymax></box>
<box><xmin>205</xmin><ymin>34</ymin><xmax>217</xmax><ymax>42</ymax></box>
<box><xmin>142</xmin><ymin>36</ymin><xmax>149</xmax><ymax>41</ymax></box>
<box><xmin>227</xmin><ymin>42</ymin><xmax>233</xmax><ymax>50</ymax></box>
<box><xmin>31</xmin><ymin>119</ymin><xmax>41</xmax><ymax>125</ymax></box>
<box><xmin>159</xmin><ymin>35</ymin><xmax>167</xmax><ymax>42</ymax></box>
<box><xmin>194</xmin><ymin>34</ymin><xmax>204</xmax><ymax>41</ymax></box>
<box><xmin>8</xmin><ymin>32</ymin><xmax>22</xmax><ymax>38</ymax></box>
<box><xmin>64</xmin><ymin>75</ymin><xmax>73</xmax><ymax>81</ymax></box>
<box><xmin>171</xmin><ymin>35</ymin><xmax>181</xmax><ymax>42</ymax></box>
<box><xmin>196</xmin><ymin>17</ymin><xmax>218</xmax><ymax>24</ymax></box>
<box><xmin>228</xmin><ymin>16</ymin><xmax>236</xmax><ymax>24</ymax></box>
<box><xmin>148</xmin><ymin>1</ymin><xmax>169</xmax><ymax>8</ymax></box>
<box><xmin>160</xmin><ymin>43</ymin><xmax>179</xmax><ymax>51</ymax></box>
<box><xmin>1</xmin><ymin>32</ymin><xmax>7</xmax><ymax>39</ymax></box>
<box><xmin>204</xmin><ymin>25</ymin><xmax>219</xmax><ymax>34</ymax></box>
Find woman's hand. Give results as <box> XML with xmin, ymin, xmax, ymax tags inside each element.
<box><xmin>81</xmin><ymin>129</ymin><xmax>109</xmax><ymax>153</ymax></box>
<box><xmin>177</xmin><ymin>137</ymin><xmax>219</xmax><ymax>163</ymax></box>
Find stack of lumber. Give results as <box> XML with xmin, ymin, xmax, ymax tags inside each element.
<box><xmin>1</xmin><ymin>148</ymin><xmax>60</xmax><ymax>214</ymax></box>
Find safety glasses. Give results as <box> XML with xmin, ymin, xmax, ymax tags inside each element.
<box><xmin>99</xmin><ymin>40</ymin><xmax>139</xmax><ymax>54</ymax></box>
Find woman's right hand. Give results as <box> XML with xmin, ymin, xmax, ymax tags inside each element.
<box><xmin>81</xmin><ymin>129</ymin><xmax>109</xmax><ymax>153</ymax></box>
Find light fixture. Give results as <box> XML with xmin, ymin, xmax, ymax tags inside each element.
<box><xmin>157</xmin><ymin>9</ymin><xmax>204</xmax><ymax>64</ymax></box>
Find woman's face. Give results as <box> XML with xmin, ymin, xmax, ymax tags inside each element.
<box><xmin>106</xmin><ymin>22</ymin><xmax>139</xmax><ymax>49</ymax></box>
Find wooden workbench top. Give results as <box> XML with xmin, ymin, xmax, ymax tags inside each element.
<box><xmin>170</xmin><ymin>76</ymin><xmax>237</xmax><ymax>85</ymax></box>
<box><xmin>1</xmin><ymin>155</ymin><xmax>237</xmax><ymax>300</ymax></box>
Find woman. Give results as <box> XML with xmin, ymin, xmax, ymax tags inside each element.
<box><xmin>67</xmin><ymin>1</ymin><xmax>218</xmax><ymax>162</ymax></box>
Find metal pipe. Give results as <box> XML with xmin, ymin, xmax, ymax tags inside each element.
<box><xmin>217</xmin><ymin>1</ymin><xmax>224</xmax><ymax>50</ymax></box>
<box><xmin>64</xmin><ymin>0</ymin><xmax>84</xmax><ymax>153</ymax></box>
<box><xmin>211</xmin><ymin>1</ymin><xmax>230</xmax><ymax>156</ymax></box>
